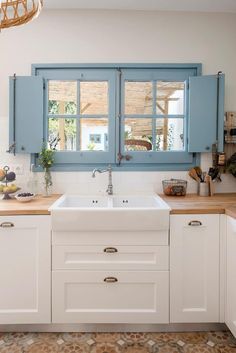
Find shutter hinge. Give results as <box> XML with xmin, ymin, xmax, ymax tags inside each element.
<box><xmin>117</xmin><ymin>68</ymin><xmax>122</xmax><ymax>76</ymax></box>
<box><xmin>43</xmin><ymin>81</ymin><xmax>46</xmax><ymax>90</ymax></box>
<box><xmin>187</xmin><ymin>82</ymin><xmax>190</xmax><ymax>90</ymax></box>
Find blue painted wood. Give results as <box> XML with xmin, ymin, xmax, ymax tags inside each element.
<box><xmin>28</xmin><ymin>64</ymin><xmax>203</xmax><ymax>169</ymax></box>
<box><xmin>188</xmin><ymin>75</ymin><xmax>222</xmax><ymax>153</ymax></box>
<box><xmin>217</xmin><ymin>74</ymin><xmax>225</xmax><ymax>152</ymax></box>
<box><xmin>45</xmin><ymin>69</ymin><xmax>116</xmax><ymax>164</ymax></box>
<box><xmin>119</xmin><ymin>68</ymin><xmax>193</xmax><ymax>164</ymax></box>
<box><xmin>31</xmin><ymin>153</ymin><xmax>200</xmax><ymax>172</ymax></box>
<box><xmin>9</xmin><ymin>76</ymin><xmax>44</xmax><ymax>154</ymax></box>
<box><xmin>32</xmin><ymin>63</ymin><xmax>202</xmax><ymax>75</ymax></box>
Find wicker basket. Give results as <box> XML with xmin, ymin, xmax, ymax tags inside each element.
<box><xmin>0</xmin><ymin>0</ymin><xmax>43</xmax><ymax>29</ymax></box>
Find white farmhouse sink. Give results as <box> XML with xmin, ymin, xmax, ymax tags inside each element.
<box><xmin>50</xmin><ymin>194</ymin><xmax>170</xmax><ymax>232</ymax></box>
<box><xmin>55</xmin><ymin>195</ymin><xmax>111</xmax><ymax>208</ymax></box>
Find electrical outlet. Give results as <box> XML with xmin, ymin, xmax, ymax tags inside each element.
<box><xmin>11</xmin><ymin>164</ymin><xmax>24</xmax><ymax>175</ymax></box>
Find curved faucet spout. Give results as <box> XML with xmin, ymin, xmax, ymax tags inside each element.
<box><xmin>91</xmin><ymin>165</ymin><xmax>113</xmax><ymax>195</ymax></box>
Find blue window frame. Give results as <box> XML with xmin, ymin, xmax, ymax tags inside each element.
<box><xmin>30</xmin><ymin>63</ymin><xmax>204</xmax><ymax>171</ymax></box>
<box><xmin>118</xmin><ymin>68</ymin><xmax>196</xmax><ymax>164</ymax></box>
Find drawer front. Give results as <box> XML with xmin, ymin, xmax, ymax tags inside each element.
<box><xmin>52</xmin><ymin>245</ymin><xmax>169</xmax><ymax>270</ymax></box>
<box><xmin>52</xmin><ymin>230</ymin><xmax>168</xmax><ymax>246</ymax></box>
<box><xmin>52</xmin><ymin>270</ymin><xmax>169</xmax><ymax>324</ymax></box>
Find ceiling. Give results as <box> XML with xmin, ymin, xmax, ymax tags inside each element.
<box><xmin>44</xmin><ymin>0</ymin><xmax>236</xmax><ymax>13</ymax></box>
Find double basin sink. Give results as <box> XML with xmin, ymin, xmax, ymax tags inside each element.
<box><xmin>50</xmin><ymin>194</ymin><xmax>170</xmax><ymax>231</ymax></box>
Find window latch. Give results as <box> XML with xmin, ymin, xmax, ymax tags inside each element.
<box><xmin>117</xmin><ymin>152</ymin><xmax>132</xmax><ymax>163</ymax></box>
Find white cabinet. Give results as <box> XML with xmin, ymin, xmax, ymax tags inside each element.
<box><xmin>170</xmin><ymin>214</ymin><xmax>220</xmax><ymax>323</ymax></box>
<box><xmin>0</xmin><ymin>216</ymin><xmax>51</xmax><ymax>324</ymax></box>
<box><xmin>52</xmin><ymin>229</ymin><xmax>169</xmax><ymax>324</ymax></box>
<box><xmin>53</xmin><ymin>270</ymin><xmax>169</xmax><ymax>324</ymax></box>
<box><xmin>226</xmin><ymin>216</ymin><xmax>236</xmax><ymax>337</ymax></box>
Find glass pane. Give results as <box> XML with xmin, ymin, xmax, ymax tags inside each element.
<box><xmin>80</xmin><ymin>118</ymin><xmax>108</xmax><ymax>151</ymax></box>
<box><xmin>48</xmin><ymin>118</ymin><xmax>77</xmax><ymax>151</ymax></box>
<box><xmin>48</xmin><ymin>81</ymin><xmax>77</xmax><ymax>115</ymax></box>
<box><xmin>156</xmin><ymin>82</ymin><xmax>184</xmax><ymax>115</ymax></box>
<box><xmin>125</xmin><ymin>81</ymin><xmax>153</xmax><ymax>115</ymax></box>
<box><xmin>156</xmin><ymin>118</ymin><xmax>184</xmax><ymax>151</ymax></box>
<box><xmin>80</xmin><ymin>82</ymin><xmax>108</xmax><ymax>115</ymax></box>
<box><xmin>124</xmin><ymin>118</ymin><xmax>153</xmax><ymax>151</ymax></box>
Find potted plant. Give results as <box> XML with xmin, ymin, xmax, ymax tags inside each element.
<box><xmin>38</xmin><ymin>144</ymin><xmax>55</xmax><ymax>197</ymax></box>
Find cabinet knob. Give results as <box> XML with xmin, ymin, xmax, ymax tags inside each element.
<box><xmin>0</xmin><ymin>222</ymin><xmax>14</xmax><ymax>228</ymax></box>
<box><xmin>104</xmin><ymin>277</ymin><xmax>118</xmax><ymax>283</ymax></box>
<box><xmin>188</xmin><ymin>220</ymin><xmax>202</xmax><ymax>226</ymax></box>
<box><xmin>104</xmin><ymin>247</ymin><xmax>118</xmax><ymax>253</ymax></box>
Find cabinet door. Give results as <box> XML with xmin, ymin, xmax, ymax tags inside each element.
<box><xmin>170</xmin><ymin>214</ymin><xmax>220</xmax><ymax>323</ymax></box>
<box><xmin>0</xmin><ymin>216</ymin><xmax>51</xmax><ymax>324</ymax></box>
<box><xmin>226</xmin><ymin>216</ymin><xmax>236</xmax><ymax>337</ymax></box>
<box><xmin>52</xmin><ymin>270</ymin><xmax>169</xmax><ymax>324</ymax></box>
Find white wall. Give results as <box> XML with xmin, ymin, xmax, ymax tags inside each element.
<box><xmin>1</xmin><ymin>9</ymin><xmax>236</xmax><ymax>194</ymax></box>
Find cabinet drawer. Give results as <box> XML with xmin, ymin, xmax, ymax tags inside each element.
<box><xmin>52</xmin><ymin>270</ymin><xmax>169</xmax><ymax>324</ymax></box>
<box><xmin>52</xmin><ymin>245</ymin><xmax>169</xmax><ymax>270</ymax></box>
<box><xmin>52</xmin><ymin>230</ymin><xmax>168</xmax><ymax>246</ymax></box>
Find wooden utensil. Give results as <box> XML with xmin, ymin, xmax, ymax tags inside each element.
<box><xmin>194</xmin><ymin>166</ymin><xmax>203</xmax><ymax>182</ymax></box>
<box><xmin>188</xmin><ymin>168</ymin><xmax>201</xmax><ymax>182</ymax></box>
<box><xmin>205</xmin><ymin>174</ymin><xmax>214</xmax><ymax>196</ymax></box>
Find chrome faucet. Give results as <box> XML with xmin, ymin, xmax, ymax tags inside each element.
<box><xmin>92</xmin><ymin>164</ymin><xmax>113</xmax><ymax>195</ymax></box>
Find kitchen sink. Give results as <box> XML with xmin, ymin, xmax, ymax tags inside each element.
<box><xmin>50</xmin><ymin>194</ymin><xmax>170</xmax><ymax>232</ymax></box>
<box><xmin>54</xmin><ymin>195</ymin><xmax>111</xmax><ymax>208</ymax></box>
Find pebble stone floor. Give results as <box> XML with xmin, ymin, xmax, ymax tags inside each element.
<box><xmin>0</xmin><ymin>331</ymin><xmax>236</xmax><ymax>353</ymax></box>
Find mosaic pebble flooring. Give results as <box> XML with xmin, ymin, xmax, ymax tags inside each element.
<box><xmin>0</xmin><ymin>331</ymin><xmax>236</xmax><ymax>353</ymax></box>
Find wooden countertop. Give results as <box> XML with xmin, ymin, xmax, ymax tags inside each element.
<box><xmin>161</xmin><ymin>193</ymin><xmax>236</xmax><ymax>217</ymax></box>
<box><xmin>1</xmin><ymin>193</ymin><xmax>236</xmax><ymax>219</ymax></box>
<box><xmin>0</xmin><ymin>194</ymin><xmax>60</xmax><ymax>216</ymax></box>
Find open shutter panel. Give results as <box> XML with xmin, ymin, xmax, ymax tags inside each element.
<box><xmin>9</xmin><ymin>76</ymin><xmax>44</xmax><ymax>154</ymax></box>
<box><xmin>188</xmin><ymin>74</ymin><xmax>225</xmax><ymax>153</ymax></box>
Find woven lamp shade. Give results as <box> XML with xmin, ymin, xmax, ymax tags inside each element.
<box><xmin>0</xmin><ymin>0</ymin><xmax>43</xmax><ymax>29</ymax></box>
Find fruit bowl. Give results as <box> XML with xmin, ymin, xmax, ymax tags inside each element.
<box><xmin>0</xmin><ymin>187</ymin><xmax>21</xmax><ymax>200</ymax></box>
<box><xmin>15</xmin><ymin>193</ymin><xmax>35</xmax><ymax>202</ymax></box>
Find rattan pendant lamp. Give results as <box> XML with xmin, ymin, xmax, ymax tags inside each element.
<box><xmin>0</xmin><ymin>0</ymin><xmax>43</xmax><ymax>30</ymax></box>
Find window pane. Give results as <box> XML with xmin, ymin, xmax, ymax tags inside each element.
<box><xmin>156</xmin><ymin>118</ymin><xmax>184</xmax><ymax>151</ymax></box>
<box><xmin>80</xmin><ymin>118</ymin><xmax>108</xmax><ymax>151</ymax></box>
<box><xmin>48</xmin><ymin>81</ymin><xmax>77</xmax><ymax>115</ymax></box>
<box><xmin>80</xmin><ymin>82</ymin><xmax>108</xmax><ymax>115</ymax></box>
<box><xmin>156</xmin><ymin>82</ymin><xmax>184</xmax><ymax>115</ymax></box>
<box><xmin>124</xmin><ymin>118</ymin><xmax>153</xmax><ymax>151</ymax></box>
<box><xmin>48</xmin><ymin>118</ymin><xmax>77</xmax><ymax>151</ymax></box>
<box><xmin>125</xmin><ymin>82</ymin><xmax>153</xmax><ymax>115</ymax></box>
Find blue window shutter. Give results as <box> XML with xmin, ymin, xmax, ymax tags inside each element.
<box><xmin>9</xmin><ymin>76</ymin><xmax>44</xmax><ymax>154</ymax></box>
<box><xmin>217</xmin><ymin>74</ymin><xmax>225</xmax><ymax>152</ymax></box>
<box><xmin>188</xmin><ymin>74</ymin><xmax>225</xmax><ymax>153</ymax></box>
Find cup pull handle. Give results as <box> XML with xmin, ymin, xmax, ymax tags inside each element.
<box><xmin>188</xmin><ymin>220</ymin><xmax>202</xmax><ymax>226</ymax></box>
<box><xmin>104</xmin><ymin>247</ymin><xmax>118</xmax><ymax>253</ymax></box>
<box><xmin>104</xmin><ymin>277</ymin><xmax>118</xmax><ymax>283</ymax></box>
<box><xmin>0</xmin><ymin>222</ymin><xmax>14</xmax><ymax>228</ymax></box>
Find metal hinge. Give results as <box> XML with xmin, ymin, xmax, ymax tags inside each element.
<box><xmin>43</xmin><ymin>81</ymin><xmax>46</xmax><ymax>90</ymax></box>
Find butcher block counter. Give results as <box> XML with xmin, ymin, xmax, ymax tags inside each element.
<box><xmin>1</xmin><ymin>193</ymin><xmax>236</xmax><ymax>218</ymax></box>
<box><xmin>161</xmin><ymin>193</ymin><xmax>236</xmax><ymax>217</ymax></box>
<box><xmin>0</xmin><ymin>194</ymin><xmax>60</xmax><ymax>215</ymax></box>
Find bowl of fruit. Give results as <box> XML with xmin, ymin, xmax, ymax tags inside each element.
<box><xmin>0</xmin><ymin>166</ymin><xmax>20</xmax><ymax>200</ymax></box>
<box><xmin>15</xmin><ymin>192</ymin><xmax>35</xmax><ymax>202</ymax></box>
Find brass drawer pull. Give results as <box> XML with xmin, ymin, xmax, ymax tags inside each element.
<box><xmin>0</xmin><ymin>222</ymin><xmax>14</xmax><ymax>228</ymax></box>
<box><xmin>104</xmin><ymin>247</ymin><xmax>118</xmax><ymax>253</ymax></box>
<box><xmin>188</xmin><ymin>220</ymin><xmax>202</xmax><ymax>226</ymax></box>
<box><xmin>104</xmin><ymin>277</ymin><xmax>118</xmax><ymax>283</ymax></box>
